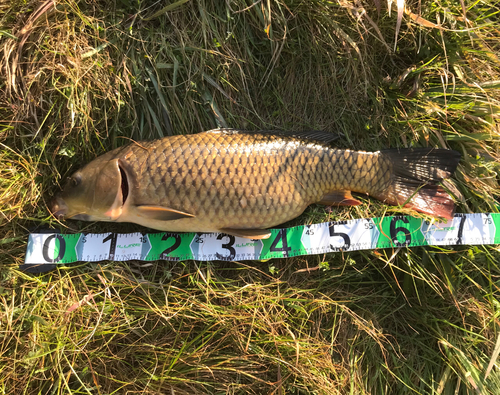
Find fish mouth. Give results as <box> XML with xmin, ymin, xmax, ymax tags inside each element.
<box><xmin>51</xmin><ymin>197</ymin><xmax>87</xmax><ymax>221</ymax></box>
<box><xmin>51</xmin><ymin>196</ymin><xmax>68</xmax><ymax>220</ymax></box>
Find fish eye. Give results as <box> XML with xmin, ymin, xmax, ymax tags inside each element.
<box><xmin>71</xmin><ymin>174</ymin><xmax>82</xmax><ymax>187</ymax></box>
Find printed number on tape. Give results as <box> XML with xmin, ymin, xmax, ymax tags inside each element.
<box><xmin>25</xmin><ymin>213</ymin><xmax>500</xmax><ymax>264</ymax></box>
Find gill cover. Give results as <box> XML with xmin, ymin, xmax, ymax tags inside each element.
<box><xmin>98</xmin><ymin>159</ymin><xmax>126</xmax><ymax>219</ymax></box>
<box><xmin>52</xmin><ymin>158</ymin><xmax>126</xmax><ymax>222</ymax></box>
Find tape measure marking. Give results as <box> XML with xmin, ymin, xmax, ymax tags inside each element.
<box><xmin>24</xmin><ymin>213</ymin><xmax>499</xmax><ymax>265</ymax></box>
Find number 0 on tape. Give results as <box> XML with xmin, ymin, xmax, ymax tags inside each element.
<box><xmin>25</xmin><ymin>213</ymin><xmax>500</xmax><ymax>265</ymax></box>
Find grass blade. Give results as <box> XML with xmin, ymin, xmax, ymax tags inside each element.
<box><xmin>143</xmin><ymin>0</ymin><xmax>191</xmax><ymax>21</ymax></box>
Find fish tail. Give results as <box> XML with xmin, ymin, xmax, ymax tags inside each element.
<box><xmin>373</xmin><ymin>148</ymin><xmax>461</xmax><ymax>219</ymax></box>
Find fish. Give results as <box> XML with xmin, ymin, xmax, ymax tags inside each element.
<box><xmin>51</xmin><ymin>129</ymin><xmax>461</xmax><ymax>239</ymax></box>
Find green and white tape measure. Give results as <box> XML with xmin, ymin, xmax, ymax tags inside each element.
<box><xmin>24</xmin><ymin>213</ymin><xmax>500</xmax><ymax>265</ymax></box>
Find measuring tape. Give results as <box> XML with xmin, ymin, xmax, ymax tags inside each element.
<box><xmin>24</xmin><ymin>213</ymin><xmax>500</xmax><ymax>265</ymax></box>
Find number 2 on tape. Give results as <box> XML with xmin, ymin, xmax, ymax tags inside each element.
<box><xmin>160</xmin><ymin>233</ymin><xmax>181</xmax><ymax>259</ymax></box>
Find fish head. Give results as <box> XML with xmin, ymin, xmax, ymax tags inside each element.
<box><xmin>51</xmin><ymin>157</ymin><xmax>127</xmax><ymax>222</ymax></box>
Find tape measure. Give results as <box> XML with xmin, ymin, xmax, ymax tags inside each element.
<box><xmin>24</xmin><ymin>213</ymin><xmax>500</xmax><ymax>266</ymax></box>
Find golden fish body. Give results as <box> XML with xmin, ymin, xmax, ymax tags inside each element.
<box><xmin>52</xmin><ymin>129</ymin><xmax>460</xmax><ymax>239</ymax></box>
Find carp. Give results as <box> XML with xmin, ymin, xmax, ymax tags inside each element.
<box><xmin>51</xmin><ymin>129</ymin><xmax>461</xmax><ymax>239</ymax></box>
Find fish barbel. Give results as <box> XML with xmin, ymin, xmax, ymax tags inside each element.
<box><xmin>51</xmin><ymin>129</ymin><xmax>461</xmax><ymax>239</ymax></box>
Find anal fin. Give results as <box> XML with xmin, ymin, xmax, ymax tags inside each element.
<box><xmin>318</xmin><ymin>190</ymin><xmax>361</xmax><ymax>206</ymax></box>
<box><xmin>136</xmin><ymin>205</ymin><xmax>195</xmax><ymax>221</ymax></box>
<box><xmin>220</xmin><ymin>228</ymin><xmax>272</xmax><ymax>240</ymax></box>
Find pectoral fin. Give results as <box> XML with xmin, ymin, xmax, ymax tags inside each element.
<box><xmin>219</xmin><ymin>228</ymin><xmax>272</xmax><ymax>239</ymax></box>
<box><xmin>136</xmin><ymin>205</ymin><xmax>195</xmax><ymax>221</ymax></box>
<box><xmin>319</xmin><ymin>190</ymin><xmax>361</xmax><ymax>206</ymax></box>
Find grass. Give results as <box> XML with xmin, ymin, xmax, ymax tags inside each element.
<box><xmin>1</xmin><ymin>0</ymin><xmax>500</xmax><ymax>393</ymax></box>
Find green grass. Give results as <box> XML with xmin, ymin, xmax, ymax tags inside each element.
<box><xmin>2</xmin><ymin>0</ymin><xmax>500</xmax><ymax>393</ymax></box>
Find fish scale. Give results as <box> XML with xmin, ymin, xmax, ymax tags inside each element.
<box><xmin>101</xmin><ymin>131</ymin><xmax>390</xmax><ymax>230</ymax></box>
<box><xmin>51</xmin><ymin>129</ymin><xmax>461</xmax><ymax>239</ymax></box>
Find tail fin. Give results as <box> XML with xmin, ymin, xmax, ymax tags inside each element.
<box><xmin>377</xmin><ymin>148</ymin><xmax>461</xmax><ymax>219</ymax></box>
